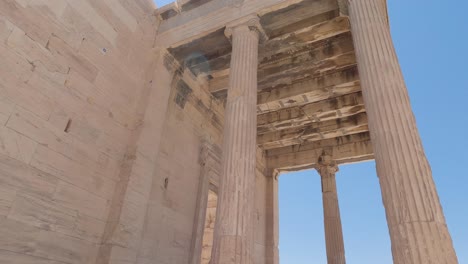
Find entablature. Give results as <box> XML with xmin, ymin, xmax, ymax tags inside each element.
<box><xmin>157</xmin><ymin>0</ymin><xmax>376</xmax><ymax>173</ymax></box>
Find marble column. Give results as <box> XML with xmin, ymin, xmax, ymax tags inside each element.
<box><xmin>347</xmin><ymin>0</ymin><xmax>458</xmax><ymax>263</ymax></box>
<box><xmin>317</xmin><ymin>157</ymin><xmax>345</xmax><ymax>264</ymax></box>
<box><xmin>266</xmin><ymin>171</ymin><xmax>280</xmax><ymax>264</ymax></box>
<box><xmin>211</xmin><ymin>16</ymin><xmax>265</xmax><ymax>264</ymax></box>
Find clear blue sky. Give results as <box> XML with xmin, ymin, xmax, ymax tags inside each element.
<box><xmin>154</xmin><ymin>0</ymin><xmax>468</xmax><ymax>263</ymax></box>
<box><xmin>154</xmin><ymin>0</ymin><xmax>173</xmax><ymax>7</ymax></box>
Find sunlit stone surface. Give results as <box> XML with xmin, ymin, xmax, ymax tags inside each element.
<box><xmin>0</xmin><ymin>0</ymin><xmax>457</xmax><ymax>263</ymax></box>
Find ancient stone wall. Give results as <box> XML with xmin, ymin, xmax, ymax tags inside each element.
<box><xmin>133</xmin><ymin>65</ymin><xmax>272</xmax><ymax>264</ymax></box>
<box><xmin>136</xmin><ymin>68</ymin><xmax>225</xmax><ymax>264</ymax></box>
<box><xmin>0</xmin><ymin>0</ymin><xmax>159</xmax><ymax>263</ymax></box>
<box><xmin>0</xmin><ymin>1</ymin><xmax>276</xmax><ymax>263</ymax></box>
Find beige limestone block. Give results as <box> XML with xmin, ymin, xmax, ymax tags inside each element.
<box><xmin>57</xmin><ymin>4</ymin><xmax>111</xmax><ymax>50</ymax></box>
<box><xmin>8</xmin><ymin>193</ymin><xmax>77</xmax><ymax>232</ymax></box>
<box><xmin>6</xmin><ymin>106</ymin><xmax>112</xmax><ymax>174</ymax></box>
<box><xmin>0</xmin><ymin>153</ymin><xmax>58</xmax><ymax>200</ymax></box>
<box><xmin>65</xmin><ymin>0</ymin><xmax>118</xmax><ymax>45</ymax></box>
<box><xmin>29</xmin><ymin>0</ymin><xmax>68</xmax><ymax>18</ymax></box>
<box><xmin>102</xmin><ymin>0</ymin><xmax>138</xmax><ymax>32</ymax></box>
<box><xmin>34</xmin><ymin>229</ymin><xmax>98</xmax><ymax>264</ymax></box>
<box><xmin>0</xmin><ymin>184</ymin><xmax>15</xmax><ymax>217</ymax></box>
<box><xmin>0</xmin><ymin>0</ymin><xmax>58</xmax><ymax>46</ymax></box>
<box><xmin>100</xmin><ymin>50</ymin><xmax>174</xmax><ymax>264</ymax></box>
<box><xmin>0</xmin><ymin>249</ymin><xmax>63</xmax><ymax>264</ymax></box>
<box><xmin>46</xmin><ymin>34</ymin><xmax>100</xmax><ymax>83</ymax></box>
<box><xmin>348</xmin><ymin>0</ymin><xmax>458</xmax><ymax>263</ymax></box>
<box><xmin>108</xmin><ymin>245</ymin><xmax>139</xmax><ymax>264</ymax></box>
<box><xmin>0</xmin><ymin>46</ymin><xmax>54</xmax><ymax>119</ymax></box>
<box><xmin>0</xmin><ymin>126</ymin><xmax>38</xmax><ymax>164</ymax></box>
<box><xmin>30</xmin><ymin>144</ymin><xmax>116</xmax><ymax>200</ymax></box>
<box><xmin>0</xmin><ymin>250</ymin><xmax>63</xmax><ymax>264</ymax></box>
<box><xmin>79</xmin><ymin>39</ymin><xmax>141</xmax><ymax>91</ymax></box>
<box><xmin>0</xmin><ymin>217</ymin><xmax>41</xmax><ymax>254</ymax></box>
<box><xmin>31</xmin><ymin>58</ymin><xmax>68</xmax><ymax>86</ymax></box>
<box><xmin>0</xmin><ymin>16</ymin><xmax>15</xmax><ymax>41</ymax></box>
<box><xmin>72</xmin><ymin>214</ymin><xmax>106</xmax><ymax>243</ymax></box>
<box><xmin>53</xmin><ymin>180</ymin><xmax>110</xmax><ymax>221</ymax></box>
<box><xmin>6</xmin><ymin>26</ymin><xmax>69</xmax><ymax>75</ymax></box>
<box><xmin>60</xmin><ymin>70</ymin><xmax>137</xmax><ymax>134</ymax></box>
<box><xmin>0</xmin><ymin>96</ymin><xmax>15</xmax><ymax>125</ymax></box>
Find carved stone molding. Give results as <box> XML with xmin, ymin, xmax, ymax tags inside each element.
<box><xmin>337</xmin><ymin>0</ymin><xmax>349</xmax><ymax>16</ymax></box>
<box><xmin>160</xmin><ymin>49</ymin><xmax>182</xmax><ymax>74</ymax></box>
<box><xmin>199</xmin><ymin>140</ymin><xmax>222</xmax><ymax>182</ymax></box>
<box><xmin>224</xmin><ymin>14</ymin><xmax>269</xmax><ymax>43</ymax></box>
<box><xmin>317</xmin><ymin>155</ymin><xmax>339</xmax><ymax>179</ymax></box>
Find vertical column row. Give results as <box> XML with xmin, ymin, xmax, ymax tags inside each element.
<box><xmin>348</xmin><ymin>0</ymin><xmax>458</xmax><ymax>263</ymax></box>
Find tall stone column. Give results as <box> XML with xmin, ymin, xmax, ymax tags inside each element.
<box><xmin>211</xmin><ymin>16</ymin><xmax>266</xmax><ymax>264</ymax></box>
<box><xmin>266</xmin><ymin>171</ymin><xmax>280</xmax><ymax>264</ymax></box>
<box><xmin>347</xmin><ymin>1</ymin><xmax>458</xmax><ymax>263</ymax></box>
<box><xmin>317</xmin><ymin>157</ymin><xmax>346</xmax><ymax>264</ymax></box>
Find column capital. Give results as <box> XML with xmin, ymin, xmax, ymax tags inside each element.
<box><xmin>316</xmin><ymin>155</ymin><xmax>339</xmax><ymax>178</ymax></box>
<box><xmin>347</xmin><ymin>0</ymin><xmax>390</xmax><ymax>25</ymax></box>
<box><xmin>224</xmin><ymin>14</ymin><xmax>268</xmax><ymax>43</ymax></box>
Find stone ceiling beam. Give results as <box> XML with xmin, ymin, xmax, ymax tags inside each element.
<box><xmin>206</xmin><ymin>32</ymin><xmax>355</xmax><ymax>91</ymax></box>
<box><xmin>258</xmin><ymin>92</ymin><xmax>365</xmax><ymax>133</ymax></box>
<box><xmin>196</xmin><ymin>18</ymin><xmax>351</xmax><ymax>78</ymax></box>
<box><xmin>267</xmin><ymin>138</ymin><xmax>374</xmax><ymax>171</ymax></box>
<box><xmin>267</xmin><ymin>132</ymin><xmax>371</xmax><ymax>157</ymax></box>
<box><xmin>211</xmin><ymin>66</ymin><xmax>359</xmax><ymax>108</ymax></box>
<box><xmin>258</xmin><ymin>51</ymin><xmax>356</xmax><ymax>91</ymax></box>
<box><xmin>257</xmin><ymin>66</ymin><xmax>359</xmax><ymax>113</ymax></box>
<box><xmin>260</xmin><ymin>16</ymin><xmax>350</xmax><ymax>59</ymax></box>
<box><xmin>258</xmin><ymin>112</ymin><xmax>368</xmax><ymax>150</ymax></box>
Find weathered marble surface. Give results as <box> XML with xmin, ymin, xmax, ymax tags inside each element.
<box><xmin>349</xmin><ymin>0</ymin><xmax>458</xmax><ymax>263</ymax></box>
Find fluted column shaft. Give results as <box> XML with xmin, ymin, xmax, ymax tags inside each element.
<box><xmin>348</xmin><ymin>1</ymin><xmax>458</xmax><ymax>263</ymax></box>
<box><xmin>211</xmin><ymin>21</ymin><xmax>260</xmax><ymax>264</ymax></box>
<box><xmin>317</xmin><ymin>162</ymin><xmax>346</xmax><ymax>264</ymax></box>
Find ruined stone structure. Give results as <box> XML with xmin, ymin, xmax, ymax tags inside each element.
<box><xmin>0</xmin><ymin>0</ymin><xmax>458</xmax><ymax>263</ymax></box>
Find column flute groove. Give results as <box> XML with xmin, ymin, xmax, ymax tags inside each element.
<box><xmin>211</xmin><ymin>16</ymin><xmax>264</xmax><ymax>264</ymax></box>
<box><xmin>347</xmin><ymin>0</ymin><xmax>458</xmax><ymax>263</ymax></box>
<box><xmin>317</xmin><ymin>157</ymin><xmax>346</xmax><ymax>264</ymax></box>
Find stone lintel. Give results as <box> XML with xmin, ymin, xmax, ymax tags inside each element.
<box><xmin>267</xmin><ymin>139</ymin><xmax>374</xmax><ymax>171</ymax></box>
<box><xmin>155</xmin><ymin>2</ymin><xmax>181</xmax><ymax>21</ymax></box>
